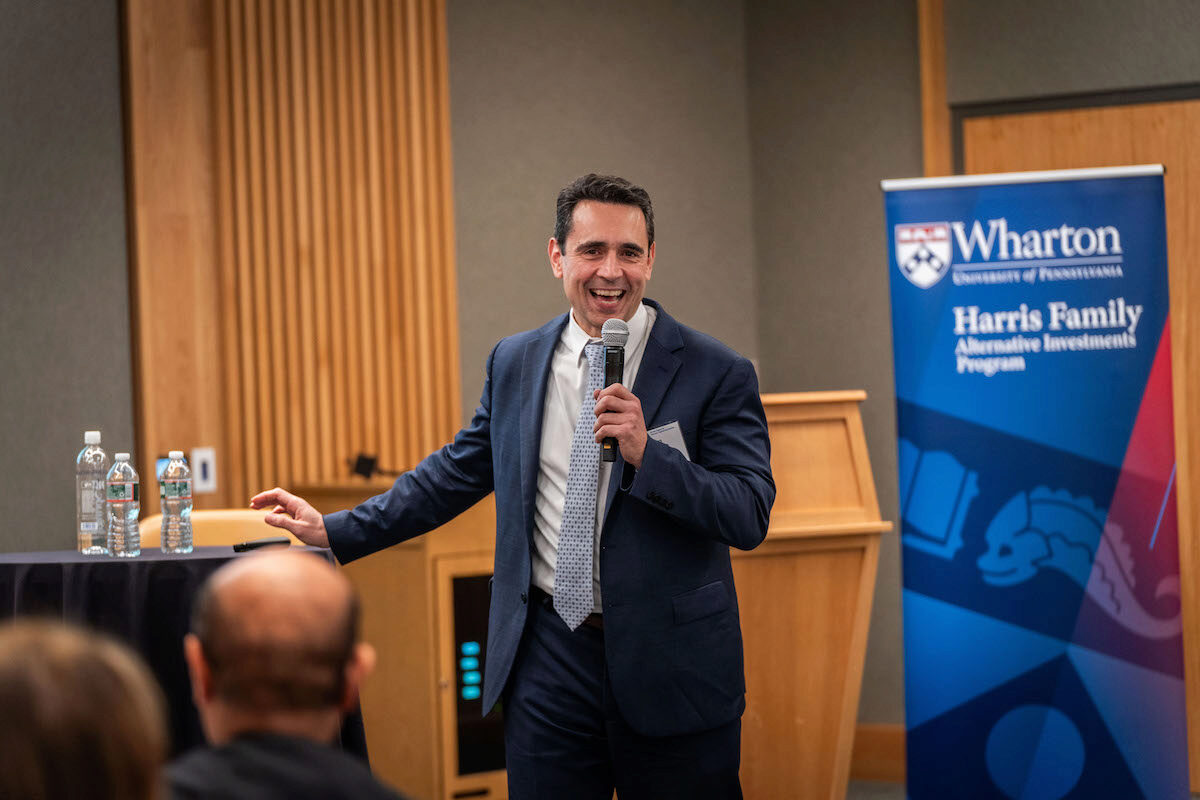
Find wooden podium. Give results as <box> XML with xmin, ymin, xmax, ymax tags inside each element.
<box><xmin>308</xmin><ymin>390</ymin><xmax>890</xmax><ymax>799</ymax></box>
<box><xmin>297</xmin><ymin>487</ymin><xmax>503</xmax><ymax>800</ymax></box>
<box><xmin>734</xmin><ymin>391</ymin><xmax>891</xmax><ymax>799</ymax></box>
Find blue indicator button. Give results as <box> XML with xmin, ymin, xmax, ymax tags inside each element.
<box><xmin>460</xmin><ymin>656</ymin><xmax>479</xmax><ymax>671</ymax></box>
<box><xmin>461</xmin><ymin>641</ymin><xmax>481</xmax><ymax>656</ymax></box>
<box><xmin>462</xmin><ymin>670</ymin><xmax>482</xmax><ymax>685</ymax></box>
<box><xmin>461</xmin><ymin>685</ymin><xmax>481</xmax><ymax>700</ymax></box>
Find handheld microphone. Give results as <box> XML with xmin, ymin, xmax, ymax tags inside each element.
<box><xmin>600</xmin><ymin>318</ymin><xmax>630</xmax><ymax>462</ymax></box>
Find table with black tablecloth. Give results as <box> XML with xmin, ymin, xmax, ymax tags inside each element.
<box><xmin>0</xmin><ymin>546</ymin><xmax>367</xmax><ymax>759</ymax></box>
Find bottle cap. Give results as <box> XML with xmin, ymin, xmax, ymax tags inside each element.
<box><xmin>115</xmin><ymin>453</ymin><xmax>130</xmax><ymax>461</ymax></box>
<box><xmin>169</xmin><ymin>450</ymin><xmax>184</xmax><ymax>460</ymax></box>
<box><xmin>85</xmin><ymin>431</ymin><xmax>101</xmax><ymax>445</ymax></box>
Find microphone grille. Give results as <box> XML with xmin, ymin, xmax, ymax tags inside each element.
<box><xmin>601</xmin><ymin>318</ymin><xmax>630</xmax><ymax>347</ymax></box>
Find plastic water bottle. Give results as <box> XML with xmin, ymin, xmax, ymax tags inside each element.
<box><xmin>160</xmin><ymin>450</ymin><xmax>193</xmax><ymax>554</ymax></box>
<box><xmin>76</xmin><ymin>431</ymin><xmax>109</xmax><ymax>555</ymax></box>
<box><xmin>106</xmin><ymin>453</ymin><xmax>140</xmax><ymax>558</ymax></box>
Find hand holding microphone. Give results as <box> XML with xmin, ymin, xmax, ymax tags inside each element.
<box><xmin>592</xmin><ymin>318</ymin><xmax>648</xmax><ymax>468</ymax></box>
<box><xmin>600</xmin><ymin>319</ymin><xmax>629</xmax><ymax>462</ymax></box>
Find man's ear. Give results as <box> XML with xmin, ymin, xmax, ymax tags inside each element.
<box><xmin>340</xmin><ymin>642</ymin><xmax>377</xmax><ymax>712</ymax></box>
<box><xmin>548</xmin><ymin>237</ymin><xmax>564</xmax><ymax>278</ymax></box>
<box><xmin>183</xmin><ymin>633</ymin><xmax>214</xmax><ymax>705</ymax></box>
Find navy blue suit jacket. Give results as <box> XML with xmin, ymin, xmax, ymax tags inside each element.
<box><xmin>325</xmin><ymin>300</ymin><xmax>774</xmax><ymax>737</ymax></box>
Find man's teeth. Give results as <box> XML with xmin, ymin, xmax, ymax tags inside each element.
<box><xmin>592</xmin><ymin>289</ymin><xmax>623</xmax><ymax>297</ymax></box>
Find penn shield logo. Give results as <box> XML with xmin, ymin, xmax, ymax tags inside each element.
<box><xmin>896</xmin><ymin>222</ymin><xmax>951</xmax><ymax>288</ymax></box>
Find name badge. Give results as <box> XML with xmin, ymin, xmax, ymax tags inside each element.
<box><xmin>648</xmin><ymin>421</ymin><xmax>690</xmax><ymax>461</ymax></box>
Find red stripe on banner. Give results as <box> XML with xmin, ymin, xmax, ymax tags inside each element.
<box><xmin>1074</xmin><ymin>318</ymin><xmax>1182</xmax><ymax>656</ymax></box>
<box><xmin>1107</xmin><ymin>319</ymin><xmax>1177</xmax><ymax>556</ymax></box>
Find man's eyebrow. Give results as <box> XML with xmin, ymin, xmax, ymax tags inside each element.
<box><xmin>572</xmin><ymin>239</ymin><xmax>645</xmax><ymax>255</ymax></box>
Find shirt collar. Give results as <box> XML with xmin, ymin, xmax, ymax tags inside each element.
<box><xmin>564</xmin><ymin>302</ymin><xmax>650</xmax><ymax>361</ymax></box>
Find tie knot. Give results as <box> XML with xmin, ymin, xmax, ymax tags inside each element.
<box><xmin>584</xmin><ymin>341</ymin><xmax>603</xmax><ymax>366</ymax></box>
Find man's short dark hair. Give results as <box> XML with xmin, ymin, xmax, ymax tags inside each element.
<box><xmin>190</xmin><ymin>573</ymin><xmax>360</xmax><ymax>712</ymax></box>
<box><xmin>554</xmin><ymin>173</ymin><xmax>655</xmax><ymax>249</ymax></box>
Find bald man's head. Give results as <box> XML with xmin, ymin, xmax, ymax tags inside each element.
<box><xmin>189</xmin><ymin>550</ymin><xmax>360</xmax><ymax>713</ymax></box>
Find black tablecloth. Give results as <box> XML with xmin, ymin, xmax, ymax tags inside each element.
<box><xmin>0</xmin><ymin>546</ymin><xmax>368</xmax><ymax>760</ymax></box>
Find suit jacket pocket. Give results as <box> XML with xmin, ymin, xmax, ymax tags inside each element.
<box><xmin>672</xmin><ymin>580</ymin><xmax>730</xmax><ymax>625</ymax></box>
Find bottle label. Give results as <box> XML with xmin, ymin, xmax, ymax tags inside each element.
<box><xmin>161</xmin><ymin>479</ymin><xmax>192</xmax><ymax>500</ymax></box>
<box><xmin>107</xmin><ymin>482</ymin><xmax>139</xmax><ymax>502</ymax></box>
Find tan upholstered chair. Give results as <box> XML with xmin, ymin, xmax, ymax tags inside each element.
<box><xmin>138</xmin><ymin>509</ymin><xmax>301</xmax><ymax>550</ymax></box>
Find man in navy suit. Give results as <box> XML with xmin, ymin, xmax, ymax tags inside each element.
<box><xmin>253</xmin><ymin>174</ymin><xmax>775</xmax><ymax>799</ymax></box>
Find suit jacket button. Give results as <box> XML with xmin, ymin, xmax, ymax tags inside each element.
<box><xmin>520</xmin><ymin>592</ymin><xmax>528</xmax><ymax>604</ymax></box>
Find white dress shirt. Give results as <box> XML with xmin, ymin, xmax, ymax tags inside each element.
<box><xmin>531</xmin><ymin>302</ymin><xmax>657</xmax><ymax>613</ymax></box>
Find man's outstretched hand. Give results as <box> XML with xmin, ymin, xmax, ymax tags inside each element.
<box><xmin>249</xmin><ymin>487</ymin><xmax>330</xmax><ymax>548</ymax></box>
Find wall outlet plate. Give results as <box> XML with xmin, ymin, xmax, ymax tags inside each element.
<box><xmin>192</xmin><ymin>446</ymin><xmax>217</xmax><ymax>493</ymax></box>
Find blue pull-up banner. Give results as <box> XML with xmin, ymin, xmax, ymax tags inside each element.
<box><xmin>883</xmin><ymin>166</ymin><xmax>1187</xmax><ymax>799</ymax></box>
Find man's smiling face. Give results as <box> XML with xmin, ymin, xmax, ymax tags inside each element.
<box><xmin>549</xmin><ymin>200</ymin><xmax>655</xmax><ymax>338</ymax></box>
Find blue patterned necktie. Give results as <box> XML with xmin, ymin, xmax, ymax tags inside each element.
<box><xmin>554</xmin><ymin>341</ymin><xmax>605</xmax><ymax>630</ymax></box>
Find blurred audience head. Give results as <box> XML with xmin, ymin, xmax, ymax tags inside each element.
<box><xmin>186</xmin><ymin>549</ymin><xmax>374</xmax><ymax>744</ymax></box>
<box><xmin>0</xmin><ymin>620</ymin><xmax>167</xmax><ymax>800</ymax></box>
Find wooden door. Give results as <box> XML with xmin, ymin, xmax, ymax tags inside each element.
<box><xmin>963</xmin><ymin>100</ymin><xmax>1200</xmax><ymax>787</ymax></box>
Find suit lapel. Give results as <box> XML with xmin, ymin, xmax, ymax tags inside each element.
<box><xmin>631</xmin><ymin>309</ymin><xmax>683</xmax><ymax>428</ymax></box>
<box><xmin>520</xmin><ymin>315</ymin><xmax>567</xmax><ymax>539</ymax></box>
<box><xmin>602</xmin><ymin>301</ymin><xmax>683</xmax><ymax>522</ymax></box>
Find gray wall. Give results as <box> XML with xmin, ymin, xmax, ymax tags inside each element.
<box><xmin>746</xmin><ymin>0</ymin><xmax>921</xmax><ymax>723</ymax></box>
<box><xmin>946</xmin><ymin>0</ymin><xmax>1200</xmax><ymax>105</ymax></box>
<box><xmin>0</xmin><ymin>0</ymin><xmax>135</xmax><ymax>552</ymax></box>
<box><xmin>447</xmin><ymin>0</ymin><xmax>759</xmax><ymax>419</ymax></box>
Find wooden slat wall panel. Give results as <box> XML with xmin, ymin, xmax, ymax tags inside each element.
<box><xmin>127</xmin><ymin>0</ymin><xmax>458</xmax><ymax>513</ymax></box>
<box><xmin>963</xmin><ymin>101</ymin><xmax>1200</xmax><ymax>790</ymax></box>
<box><xmin>125</xmin><ymin>0</ymin><xmax>226</xmax><ymax>513</ymax></box>
<box><xmin>431</xmin><ymin>0</ymin><xmax>459</xmax><ymax>442</ymax></box>
<box><xmin>393</xmin><ymin>1</ymin><xmax>421</xmax><ymax>470</ymax></box>
<box><xmin>211</xmin><ymin>0</ymin><xmax>461</xmax><ymax>503</ymax></box>
<box><xmin>213</xmin><ymin>0</ymin><xmax>241</xmax><ymax>510</ymax></box>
